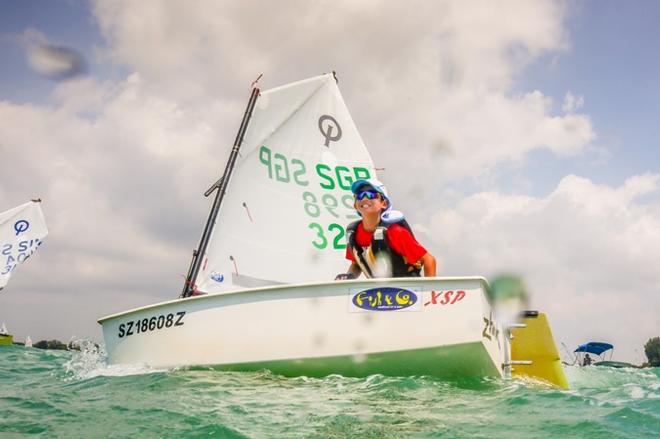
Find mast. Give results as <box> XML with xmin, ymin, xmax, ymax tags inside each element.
<box><xmin>181</xmin><ymin>85</ymin><xmax>260</xmax><ymax>297</ymax></box>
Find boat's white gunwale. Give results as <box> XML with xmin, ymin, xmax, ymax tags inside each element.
<box><xmin>97</xmin><ymin>276</ymin><xmax>489</xmax><ymax>324</ymax></box>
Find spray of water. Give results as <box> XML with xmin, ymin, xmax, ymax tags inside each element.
<box><xmin>63</xmin><ymin>338</ymin><xmax>166</xmax><ymax>380</ymax></box>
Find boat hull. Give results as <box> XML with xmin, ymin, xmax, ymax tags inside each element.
<box><xmin>98</xmin><ymin>277</ymin><xmax>504</xmax><ymax>379</ymax></box>
<box><xmin>202</xmin><ymin>341</ymin><xmax>498</xmax><ymax>378</ymax></box>
<box><xmin>0</xmin><ymin>334</ymin><xmax>13</xmax><ymax>345</ymax></box>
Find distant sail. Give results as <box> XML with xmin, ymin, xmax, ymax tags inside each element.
<box><xmin>197</xmin><ymin>74</ymin><xmax>377</xmax><ymax>293</ymax></box>
<box><xmin>0</xmin><ymin>323</ymin><xmax>7</xmax><ymax>335</ymax></box>
<box><xmin>25</xmin><ymin>336</ymin><xmax>33</xmax><ymax>348</ymax></box>
<box><xmin>0</xmin><ymin>201</ymin><xmax>48</xmax><ymax>291</ymax></box>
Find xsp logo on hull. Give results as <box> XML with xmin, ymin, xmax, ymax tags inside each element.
<box><xmin>318</xmin><ymin>114</ymin><xmax>342</xmax><ymax>147</ymax></box>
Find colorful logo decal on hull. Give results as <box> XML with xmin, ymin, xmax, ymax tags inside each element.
<box><xmin>352</xmin><ymin>287</ymin><xmax>417</xmax><ymax>311</ymax></box>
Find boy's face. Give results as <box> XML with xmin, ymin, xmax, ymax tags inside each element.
<box><xmin>354</xmin><ymin>186</ymin><xmax>389</xmax><ymax>216</ymax></box>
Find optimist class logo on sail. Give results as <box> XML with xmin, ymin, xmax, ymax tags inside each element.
<box><xmin>318</xmin><ymin>114</ymin><xmax>342</xmax><ymax>147</ymax></box>
<box><xmin>13</xmin><ymin>220</ymin><xmax>30</xmax><ymax>235</ymax></box>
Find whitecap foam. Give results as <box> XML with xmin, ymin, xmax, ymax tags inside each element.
<box><xmin>63</xmin><ymin>338</ymin><xmax>167</xmax><ymax>380</ymax></box>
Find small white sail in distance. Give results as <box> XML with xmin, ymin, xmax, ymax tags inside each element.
<box><xmin>0</xmin><ymin>201</ymin><xmax>48</xmax><ymax>291</ymax></box>
<box><xmin>25</xmin><ymin>335</ymin><xmax>32</xmax><ymax>348</ymax></box>
<box><xmin>196</xmin><ymin>74</ymin><xmax>377</xmax><ymax>293</ymax></box>
<box><xmin>0</xmin><ymin>322</ymin><xmax>7</xmax><ymax>335</ymax></box>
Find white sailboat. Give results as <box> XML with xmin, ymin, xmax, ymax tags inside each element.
<box><xmin>25</xmin><ymin>335</ymin><xmax>33</xmax><ymax>348</ymax></box>
<box><xmin>1</xmin><ymin>200</ymin><xmax>48</xmax><ymax>347</ymax></box>
<box><xmin>0</xmin><ymin>200</ymin><xmax>48</xmax><ymax>292</ymax></box>
<box><xmin>98</xmin><ymin>74</ymin><xmax>566</xmax><ymax>385</ymax></box>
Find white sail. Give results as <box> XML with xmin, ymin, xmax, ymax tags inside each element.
<box><xmin>0</xmin><ymin>322</ymin><xmax>7</xmax><ymax>335</ymax></box>
<box><xmin>0</xmin><ymin>201</ymin><xmax>48</xmax><ymax>291</ymax></box>
<box><xmin>197</xmin><ymin>74</ymin><xmax>376</xmax><ymax>293</ymax></box>
<box><xmin>25</xmin><ymin>335</ymin><xmax>32</xmax><ymax>348</ymax></box>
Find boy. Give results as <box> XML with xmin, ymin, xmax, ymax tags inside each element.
<box><xmin>336</xmin><ymin>179</ymin><xmax>436</xmax><ymax>280</ymax></box>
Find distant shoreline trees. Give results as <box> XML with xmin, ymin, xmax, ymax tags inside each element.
<box><xmin>13</xmin><ymin>339</ymin><xmax>94</xmax><ymax>350</ymax></box>
<box><xmin>33</xmin><ymin>339</ymin><xmax>68</xmax><ymax>350</ymax></box>
<box><xmin>30</xmin><ymin>340</ymin><xmax>85</xmax><ymax>351</ymax></box>
<box><xmin>644</xmin><ymin>337</ymin><xmax>660</xmax><ymax>367</ymax></box>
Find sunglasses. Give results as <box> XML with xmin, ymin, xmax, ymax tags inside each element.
<box><xmin>354</xmin><ymin>190</ymin><xmax>381</xmax><ymax>201</ymax></box>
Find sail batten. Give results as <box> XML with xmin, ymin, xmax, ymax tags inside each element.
<box><xmin>197</xmin><ymin>74</ymin><xmax>376</xmax><ymax>293</ymax></box>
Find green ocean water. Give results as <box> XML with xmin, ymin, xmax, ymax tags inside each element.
<box><xmin>0</xmin><ymin>344</ymin><xmax>658</xmax><ymax>438</ymax></box>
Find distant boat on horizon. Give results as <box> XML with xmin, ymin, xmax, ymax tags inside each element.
<box><xmin>572</xmin><ymin>342</ymin><xmax>636</xmax><ymax>368</ymax></box>
<box><xmin>0</xmin><ymin>322</ymin><xmax>13</xmax><ymax>346</ymax></box>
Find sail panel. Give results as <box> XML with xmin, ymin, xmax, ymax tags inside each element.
<box><xmin>0</xmin><ymin>201</ymin><xmax>48</xmax><ymax>290</ymax></box>
<box><xmin>197</xmin><ymin>74</ymin><xmax>376</xmax><ymax>293</ymax></box>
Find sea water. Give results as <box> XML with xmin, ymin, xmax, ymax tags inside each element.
<box><xmin>1</xmin><ymin>343</ymin><xmax>658</xmax><ymax>438</ymax></box>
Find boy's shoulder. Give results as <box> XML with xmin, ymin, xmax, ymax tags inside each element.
<box><xmin>386</xmin><ymin>221</ymin><xmax>414</xmax><ymax>237</ymax></box>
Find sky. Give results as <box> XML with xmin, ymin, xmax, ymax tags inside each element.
<box><xmin>0</xmin><ymin>0</ymin><xmax>658</xmax><ymax>364</ymax></box>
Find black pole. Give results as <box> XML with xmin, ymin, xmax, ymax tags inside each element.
<box><xmin>181</xmin><ymin>86</ymin><xmax>260</xmax><ymax>297</ymax></box>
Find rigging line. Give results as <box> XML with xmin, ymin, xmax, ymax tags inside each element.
<box><xmin>242</xmin><ymin>202</ymin><xmax>254</xmax><ymax>222</ymax></box>
<box><xmin>229</xmin><ymin>255</ymin><xmax>239</xmax><ymax>275</ymax></box>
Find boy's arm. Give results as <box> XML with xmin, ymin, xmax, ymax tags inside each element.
<box><xmin>420</xmin><ymin>252</ymin><xmax>437</xmax><ymax>277</ymax></box>
<box><xmin>336</xmin><ymin>262</ymin><xmax>362</xmax><ymax>280</ymax></box>
<box><xmin>348</xmin><ymin>262</ymin><xmax>361</xmax><ymax>277</ymax></box>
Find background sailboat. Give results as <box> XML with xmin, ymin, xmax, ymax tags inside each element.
<box><xmin>0</xmin><ymin>200</ymin><xmax>48</xmax><ymax>346</ymax></box>
<box><xmin>0</xmin><ymin>200</ymin><xmax>48</xmax><ymax>291</ymax></box>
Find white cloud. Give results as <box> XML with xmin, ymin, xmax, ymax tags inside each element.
<box><xmin>85</xmin><ymin>0</ymin><xmax>595</xmax><ymax>194</ymax></box>
<box><xmin>562</xmin><ymin>91</ymin><xmax>585</xmax><ymax>113</ymax></box>
<box><xmin>52</xmin><ymin>77</ymin><xmax>114</xmax><ymax>113</ymax></box>
<box><xmin>422</xmin><ymin>174</ymin><xmax>660</xmax><ymax>361</ymax></box>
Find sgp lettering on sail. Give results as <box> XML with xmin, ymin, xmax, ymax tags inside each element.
<box><xmin>0</xmin><ymin>239</ymin><xmax>43</xmax><ymax>275</ymax></box>
<box><xmin>258</xmin><ymin>145</ymin><xmax>370</xmax><ymax>190</ymax></box>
